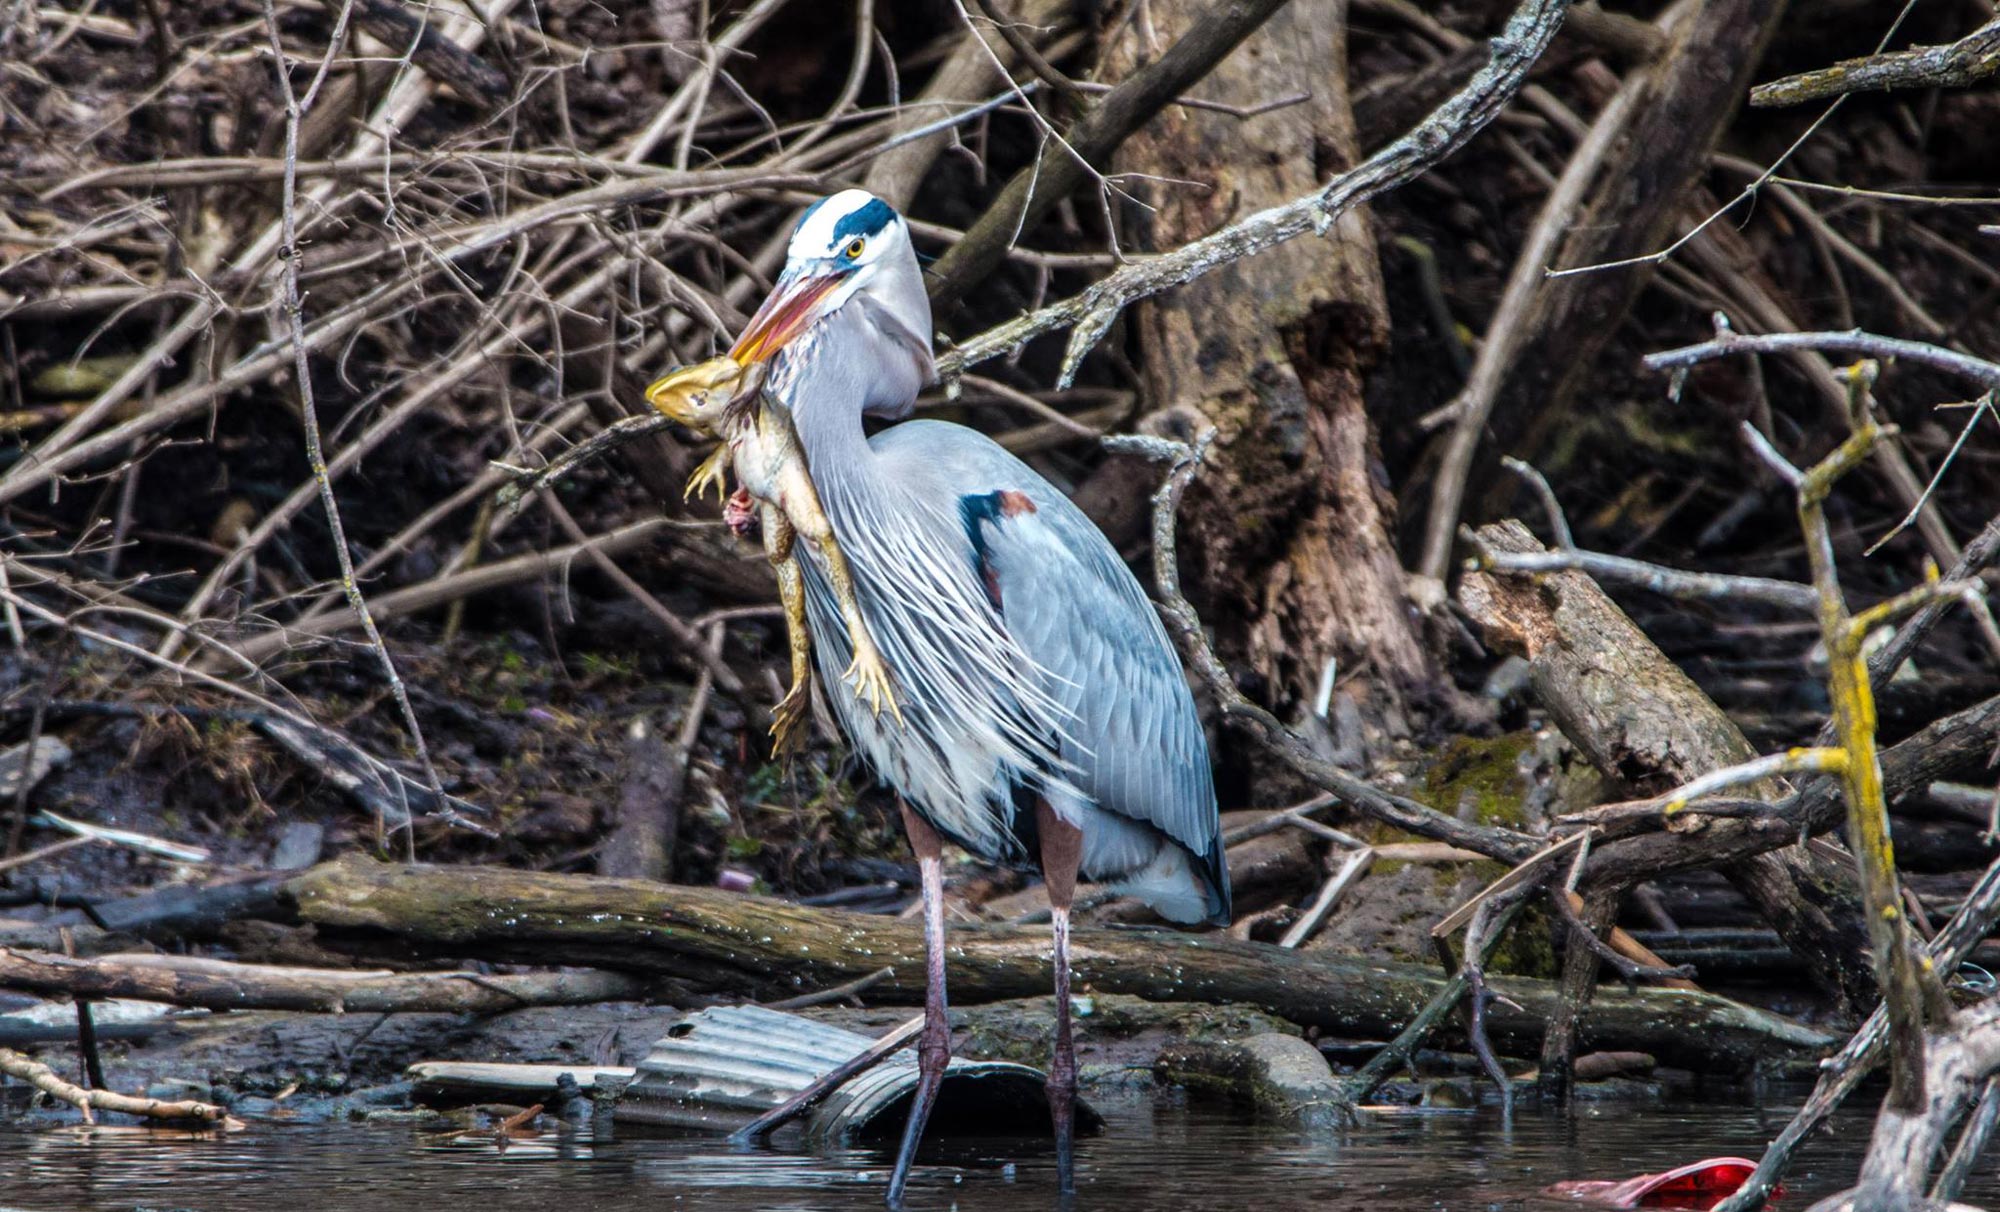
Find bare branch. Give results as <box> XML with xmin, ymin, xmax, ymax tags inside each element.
<box><xmin>937</xmin><ymin>0</ymin><xmax>1569</xmax><ymax>387</ymax></box>
<box><xmin>263</xmin><ymin>0</ymin><xmax>444</xmax><ymax>850</ymax></box>
<box><xmin>1752</xmin><ymin>16</ymin><xmax>2000</xmax><ymax>107</ymax></box>
<box><xmin>1643</xmin><ymin>326</ymin><xmax>2000</xmax><ymax>393</ymax></box>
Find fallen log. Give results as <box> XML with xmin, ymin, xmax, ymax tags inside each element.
<box><xmin>0</xmin><ymin>948</ymin><xmax>648</xmax><ymax>1014</ymax></box>
<box><xmin>286</xmin><ymin>857</ymin><xmax>1832</xmax><ymax>1073</ymax></box>
<box><xmin>0</xmin><ymin>876</ymin><xmax>288</xmax><ymax>955</ymax></box>
<box><xmin>1462</xmin><ymin>519</ymin><xmax>1876</xmax><ymax>1014</ymax></box>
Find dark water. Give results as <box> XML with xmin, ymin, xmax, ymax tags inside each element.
<box><xmin>0</xmin><ymin>1094</ymin><xmax>1988</xmax><ymax>1211</ymax></box>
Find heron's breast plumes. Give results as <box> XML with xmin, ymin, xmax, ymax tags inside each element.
<box><xmin>796</xmin><ymin>469</ymin><xmax>1080</xmax><ymax>863</ymax></box>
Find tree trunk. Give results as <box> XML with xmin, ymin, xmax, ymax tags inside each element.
<box><xmin>1102</xmin><ymin>0</ymin><xmax>1438</xmax><ymax>739</ymax></box>
<box><xmin>286</xmin><ymin>856</ymin><xmax>1832</xmax><ymax>1073</ymax></box>
<box><xmin>1487</xmin><ymin>0</ymin><xmax>1787</xmax><ymax>473</ymax></box>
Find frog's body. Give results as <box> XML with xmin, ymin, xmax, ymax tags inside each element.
<box><xmin>645</xmin><ymin>357</ymin><xmax>898</xmax><ymax>752</ymax></box>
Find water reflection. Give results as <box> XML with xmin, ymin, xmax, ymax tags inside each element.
<box><xmin>0</xmin><ymin>1093</ymin><xmax>1987</xmax><ymax>1211</ymax></box>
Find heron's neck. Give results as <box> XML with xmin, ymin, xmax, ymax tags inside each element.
<box><xmin>789</xmin><ymin>381</ymin><xmax>874</xmax><ymax>486</ymax></box>
<box><xmin>776</xmin><ymin>303</ymin><xmax>926</xmax><ymax>511</ymax></box>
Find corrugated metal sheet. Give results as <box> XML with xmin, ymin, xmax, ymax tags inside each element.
<box><xmin>617</xmin><ymin>1004</ymin><xmax>1098</xmax><ymax>1140</ymax></box>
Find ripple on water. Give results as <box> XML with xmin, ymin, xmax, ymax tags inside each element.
<box><xmin>0</xmin><ymin>1092</ymin><xmax>1983</xmax><ymax>1211</ymax></box>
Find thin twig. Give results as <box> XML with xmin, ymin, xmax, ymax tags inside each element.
<box><xmin>262</xmin><ymin>0</ymin><xmax>443</xmax><ymax>849</ymax></box>
<box><xmin>1543</xmin><ymin>0</ymin><xmax>1930</xmax><ymax>281</ymax></box>
<box><xmin>763</xmin><ymin>966</ymin><xmax>898</xmax><ymax>1010</ymax></box>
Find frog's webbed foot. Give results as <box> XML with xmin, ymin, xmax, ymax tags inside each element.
<box><xmin>769</xmin><ymin>679</ymin><xmax>812</xmax><ymax>756</ymax></box>
<box><xmin>684</xmin><ymin>445</ymin><xmax>731</xmax><ymax>504</ymax></box>
<box><xmin>843</xmin><ymin>644</ymin><xmax>901</xmax><ymax>724</ymax></box>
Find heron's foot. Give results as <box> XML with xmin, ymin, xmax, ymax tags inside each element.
<box><xmin>843</xmin><ymin>646</ymin><xmax>901</xmax><ymax>723</ymax></box>
<box><xmin>769</xmin><ymin>681</ymin><xmax>810</xmax><ymax>755</ymax></box>
<box><xmin>683</xmin><ymin>446</ymin><xmax>731</xmax><ymax>504</ymax></box>
<box><xmin>724</xmin><ymin>487</ymin><xmax>757</xmax><ymax>538</ymax></box>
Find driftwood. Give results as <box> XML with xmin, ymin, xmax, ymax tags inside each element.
<box><xmin>0</xmin><ymin>948</ymin><xmax>649</xmax><ymax>1014</ymax></box>
<box><xmin>1461</xmin><ymin>519</ymin><xmax>1875</xmax><ymax>1013</ymax></box>
<box><xmin>285</xmin><ymin>857</ymin><xmax>1831</xmax><ymax>1073</ymax></box>
<box><xmin>0</xmin><ymin>1045</ymin><xmax>230</xmax><ymax>1124</ymax></box>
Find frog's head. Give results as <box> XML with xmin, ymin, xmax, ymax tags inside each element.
<box><xmin>645</xmin><ymin>358</ymin><xmax>743</xmax><ymax>430</ymax></box>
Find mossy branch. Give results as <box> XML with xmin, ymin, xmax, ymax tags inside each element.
<box><xmin>1780</xmin><ymin>422</ymin><xmax>1956</xmax><ymax>1113</ymax></box>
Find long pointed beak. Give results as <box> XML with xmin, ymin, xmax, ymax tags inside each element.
<box><xmin>730</xmin><ymin>270</ymin><xmax>849</xmax><ymax>365</ymax></box>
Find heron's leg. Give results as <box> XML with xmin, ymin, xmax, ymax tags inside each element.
<box><xmin>764</xmin><ymin>505</ymin><xmax>812</xmax><ymax>756</ymax></box>
<box><xmin>887</xmin><ymin>800</ymin><xmax>950</xmax><ymax>1209</ymax></box>
<box><xmin>779</xmin><ymin>464</ymin><xmax>899</xmax><ymax>723</ymax></box>
<box><xmin>1037</xmin><ymin>800</ymin><xmax>1084</xmax><ymax>1196</ymax></box>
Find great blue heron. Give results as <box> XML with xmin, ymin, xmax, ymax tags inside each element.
<box><xmin>716</xmin><ymin>189</ymin><xmax>1230</xmax><ymax>1204</ymax></box>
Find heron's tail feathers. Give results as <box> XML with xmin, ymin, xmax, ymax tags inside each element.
<box><xmin>1106</xmin><ymin>840</ymin><xmax>1231</xmax><ymax>927</ymax></box>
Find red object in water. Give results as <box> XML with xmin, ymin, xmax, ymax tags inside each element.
<box><xmin>1546</xmin><ymin>1156</ymin><xmax>1779</xmax><ymax>1209</ymax></box>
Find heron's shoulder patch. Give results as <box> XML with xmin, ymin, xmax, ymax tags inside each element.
<box><xmin>959</xmin><ymin>489</ymin><xmax>1037</xmax><ymax>530</ymax></box>
<box><xmin>959</xmin><ymin>490</ymin><xmax>1037</xmax><ymax>610</ymax></box>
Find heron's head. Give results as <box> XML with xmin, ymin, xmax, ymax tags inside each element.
<box><xmin>730</xmin><ymin>190</ymin><xmax>930</xmax><ymax>368</ymax></box>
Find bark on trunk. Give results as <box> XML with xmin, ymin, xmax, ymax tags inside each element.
<box><xmin>285</xmin><ymin>856</ymin><xmax>1832</xmax><ymax>1073</ymax></box>
<box><xmin>1103</xmin><ymin>0</ymin><xmax>1437</xmax><ymax>737</ymax></box>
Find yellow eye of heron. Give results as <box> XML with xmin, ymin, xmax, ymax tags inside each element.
<box><xmin>844</xmin><ymin>238</ymin><xmax>866</xmax><ymax>259</ymax></box>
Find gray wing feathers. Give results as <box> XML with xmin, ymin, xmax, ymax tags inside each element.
<box><xmin>929</xmin><ymin>434</ymin><xmax>1219</xmax><ymax>863</ymax></box>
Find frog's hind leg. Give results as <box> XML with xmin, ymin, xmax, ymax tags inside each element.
<box><xmin>779</xmin><ymin>467</ymin><xmax>899</xmax><ymax>724</ymax></box>
<box><xmin>764</xmin><ymin>504</ymin><xmax>813</xmax><ymax>757</ymax></box>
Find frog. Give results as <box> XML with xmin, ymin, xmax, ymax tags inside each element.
<box><xmin>645</xmin><ymin>357</ymin><xmax>901</xmax><ymax>754</ymax></box>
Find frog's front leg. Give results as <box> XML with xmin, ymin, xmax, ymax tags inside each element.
<box><xmin>779</xmin><ymin>466</ymin><xmax>899</xmax><ymax>724</ymax></box>
<box><xmin>763</xmin><ymin>504</ymin><xmax>813</xmax><ymax>756</ymax></box>
<box><xmin>684</xmin><ymin>444</ymin><xmax>732</xmax><ymax>504</ymax></box>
